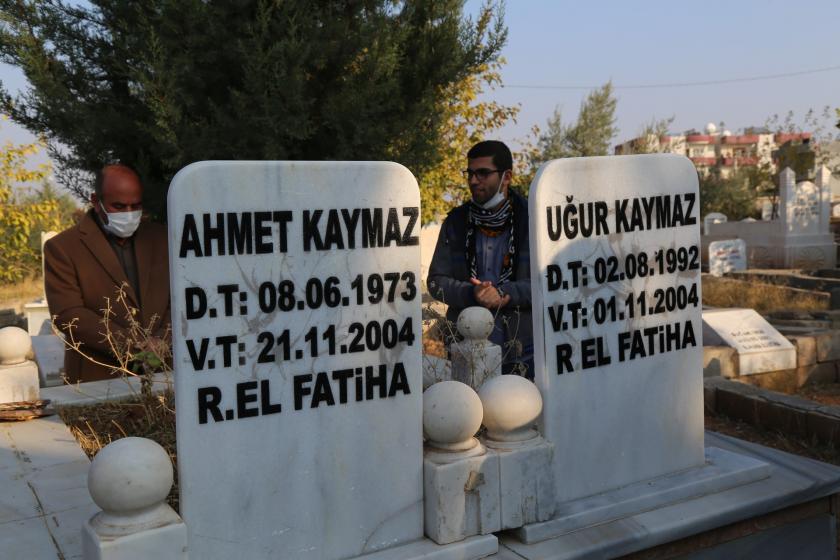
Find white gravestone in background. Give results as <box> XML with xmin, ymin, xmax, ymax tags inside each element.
<box><xmin>703</xmin><ymin>212</ymin><xmax>726</xmax><ymax>235</ymax></box>
<box><xmin>529</xmin><ymin>154</ymin><xmax>705</xmax><ymax>504</ymax></box>
<box><xmin>702</xmin><ymin>308</ymin><xmax>795</xmax><ymax>375</ymax></box>
<box><xmin>708</xmin><ymin>239</ymin><xmax>747</xmax><ymax>277</ymax></box>
<box><xmin>778</xmin><ymin>167</ymin><xmax>835</xmax><ymax>268</ymax></box>
<box><xmin>761</xmin><ymin>201</ymin><xmax>774</xmax><ymax>221</ymax></box>
<box><xmin>168</xmin><ymin>162</ymin><xmax>424</xmax><ymax>560</ymax></box>
<box><xmin>784</xmin><ymin>178</ymin><xmax>821</xmax><ymax>235</ymax></box>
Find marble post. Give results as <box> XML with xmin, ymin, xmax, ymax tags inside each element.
<box><xmin>0</xmin><ymin>326</ymin><xmax>39</xmax><ymax>403</ymax></box>
<box><xmin>478</xmin><ymin>375</ymin><xmax>555</xmax><ymax>529</ymax></box>
<box><xmin>448</xmin><ymin>307</ymin><xmax>502</xmax><ymax>390</ymax></box>
<box><xmin>423</xmin><ymin>381</ymin><xmax>501</xmax><ymax>545</ymax></box>
<box><xmin>82</xmin><ymin>437</ymin><xmax>187</xmax><ymax>560</ymax></box>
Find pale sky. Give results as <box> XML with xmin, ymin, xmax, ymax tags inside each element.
<box><xmin>2</xmin><ymin>0</ymin><xmax>839</xmax><ymax>174</ymax></box>
<box><xmin>464</xmin><ymin>0</ymin><xmax>840</xmax><ymax>149</ymax></box>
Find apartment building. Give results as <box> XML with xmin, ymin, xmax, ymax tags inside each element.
<box><xmin>615</xmin><ymin>122</ymin><xmax>812</xmax><ymax>177</ymax></box>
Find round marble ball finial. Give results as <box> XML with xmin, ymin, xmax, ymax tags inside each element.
<box><xmin>0</xmin><ymin>326</ymin><xmax>32</xmax><ymax>366</ymax></box>
<box><xmin>456</xmin><ymin>306</ymin><xmax>494</xmax><ymax>341</ymax></box>
<box><xmin>478</xmin><ymin>374</ymin><xmax>543</xmax><ymax>442</ymax></box>
<box><xmin>423</xmin><ymin>381</ymin><xmax>484</xmax><ymax>451</ymax></box>
<box><xmin>88</xmin><ymin>437</ymin><xmax>173</xmax><ymax>515</ymax></box>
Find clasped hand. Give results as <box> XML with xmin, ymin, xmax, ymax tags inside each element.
<box><xmin>470</xmin><ymin>278</ymin><xmax>510</xmax><ymax>310</ymax></box>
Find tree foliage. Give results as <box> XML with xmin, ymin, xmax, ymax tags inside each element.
<box><xmin>698</xmin><ymin>166</ymin><xmax>761</xmax><ymax>220</ymax></box>
<box><xmin>0</xmin><ymin>0</ymin><xmax>506</xmax><ymax>219</ymax></box>
<box><xmin>0</xmin><ymin>123</ymin><xmax>66</xmax><ymax>283</ymax></box>
<box><xmin>535</xmin><ymin>82</ymin><xmax>617</xmax><ymax>164</ymax></box>
<box><xmin>417</xmin><ymin>61</ymin><xmax>519</xmax><ymax>223</ymax></box>
<box><xmin>622</xmin><ymin>116</ymin><xmax>675</xmax><ymax>155</ymax></box>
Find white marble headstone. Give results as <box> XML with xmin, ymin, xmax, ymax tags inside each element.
<box><xmin>168</xmin><ymin>162</ymin><xmax>423</xmax><ymax>560</ymax></box>
<box><xmin>529</xmin><ymin>154</ymin><xmax>704</xmax><ymax>504</ymax></box>
<box><xmin>784</xmin><ymin>180</ymin><xmax>821</xmax><ymax>235</ymax></box>
<box><xmin>708</xmin><ymin>239</ymin><xmax>747</xmax><ymax>277</ymax></box>
<box><xmin>702</xmin><ymin>308</ymin><xmax>795</xmax><ymax>375</ymax></box>
<box><xmin>780</xmin><ymin>167</ymin><xmax>831</xmax><ymax>237</ymax></box>
<box><xmin>703</xmin><ymin>212</ymin><xmax>727</xmax><ymax>235</ymax></box>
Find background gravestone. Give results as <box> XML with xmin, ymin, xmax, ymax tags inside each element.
<box><xmin>529</xmin><ymin>154</ymin><xmax>704</xmax><ymax>504</ymax></box>
<box><xmin>702</xmin><ymin>308</ymin><xmax>795</xmax><ymax>375</ymax></box>
<box><xmin>708</xmin><ymin>238</ymin><xmax>747</xmax><ymax>277</ymax></box>
<box><xmin>703</xmin><ymin>212</ymin><xmax>727</xmax><ymax>235</ymax></box>
<box><xmin>168</xmin><ymin>162</ymin><xmax>423</xmax><ymax>560</ymax></box>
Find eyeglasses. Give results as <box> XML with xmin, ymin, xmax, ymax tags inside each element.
<box><xmin>462</xmin><ymin>168</ymin><xmax>502</xmax><ymax>181</ymax></box>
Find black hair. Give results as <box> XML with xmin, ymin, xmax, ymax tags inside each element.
<box><xmin>467</xmin><ymin>140</ymin><xmax>513</xmax><ymax>172</ymax></box>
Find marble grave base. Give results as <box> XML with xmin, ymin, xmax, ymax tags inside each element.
<box><xmin>352</xmin><ymin>534</ymin><xmax>498</xmax><ymax>560</ymax></box>
<box><xmin>516</xmin><ymin>446</ymin><xmax>770</xmax><ymax>544</ymax></box>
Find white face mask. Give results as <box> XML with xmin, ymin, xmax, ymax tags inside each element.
<box><xmin>99</xmin><ymin>202</ymin><xmax>142</xmax><ymax>238</ymax></box>
<box><xmin>478</xmin><ymin>173</ymin><xmax>507</xmax><ymax>210</ymax></box>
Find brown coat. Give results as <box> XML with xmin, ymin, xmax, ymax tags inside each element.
<box><xmin>44</xmin><ymin>210</ymin><xmax>170</xmax><ymax>383</ymax></box>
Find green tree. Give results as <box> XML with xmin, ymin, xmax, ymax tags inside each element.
<box><xmin>417</xmin><ymin>61</ymin><xmax>519</xmax><ymax>223</ymax></box>
<box><xmin>622</xmin><ymin>116</ymin><xmax>675</xmax><ymax>154</ymax></box>
<box><xmin>535</xmin><ymin>82</ymin><xmax>618</xmax><ymax>164</ymax></box>
<box><xmin>0</xmin><ymin>0</ymin><xmax>506</xmax><ymax>218</ymax></box>
<box><xmin>698</xmin><ymin>167</ymin><xmax>759</xmax><ymax>220</ymax></box>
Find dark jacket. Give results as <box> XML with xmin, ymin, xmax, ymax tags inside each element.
<box><xmin>44</xmin><ymin>210</ymin><xmax>171</xmax><ymax>383</ymax></box>
<box><xmin>427</xmin><ymin>190</ymin><xmax>532</xmax><ymax>366</ymax></box>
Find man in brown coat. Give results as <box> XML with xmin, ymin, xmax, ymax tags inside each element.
<box><xmin>44</xmin><ymin>164</ymin><xmax>170</xmax><ymax>383</ymax></box>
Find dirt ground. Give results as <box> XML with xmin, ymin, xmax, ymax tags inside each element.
<box><xmin>796</xmin><ymin>382</ymin><xmax>840</xmax><ymax>407</ymax></box>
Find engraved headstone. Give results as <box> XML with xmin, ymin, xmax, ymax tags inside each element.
<box><xmin>783</xmin><ymin>178</ymin><xmax>821</xmax><ymax>235</ymax></box>
<box><xmin>168</xmin><ymin>162</ymin><xmax>425</xmax><ymax>560</ymax></box>
<box><xmin>708</xmin><ymin>239</ymin><xmax>747</xmax><ymax>277</ymax></box>
<box><xmin>702</xmin><ymin>308</ymin><xmax>795</xmax><ymax>375</ymax></box>
<box><xmin>529</xmin><ymin>155</ymin><xmax>704</xmax><ymax>504</ymax></box>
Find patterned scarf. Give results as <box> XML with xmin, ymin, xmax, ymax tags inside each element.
<box><xmin>465</xmin><ymin>197</ymin><xmax>516</xmax><ymax>284</ymax></box>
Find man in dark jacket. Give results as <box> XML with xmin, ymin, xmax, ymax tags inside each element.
<box><xmin>427</xmin><ymin>140</ymin><xmax>533</xmax><ymax>379</ymax></box>
<box><xmin>45</xmin><ymin>164</ymin><xmax>170</xmax><ymax>383</ymax></box>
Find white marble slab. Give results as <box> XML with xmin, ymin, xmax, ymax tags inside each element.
<box><xmin>702</xmin><ymin>308</ymin><xmax>796</xmax><ymax>375</ymax></box>
<box><xmin>780</xmin><ymin>168</ymin><xmax>823</xmax><ymax>236</ymax></box>
<box><xmin>515</xmin><ymin>446</ymin><xmax>769</xmax><ymax>544</ymax></box>
<box><xmin>528</xmin><ymin>155</ymin><xmax>705</xmax><ymax>504</ymax></box>
<box><xmin>353</xmin><ymin>534</ymin><xmax>498</xmax><ymax>560</ymax></box>
<box><xmin>0</xmin><ymin>360</ymin><xmax>39</xmax><ymax>403</ymax></box>
<box><xmin>424</xmin><ymin>446</ymin><xmax>501</xmax><ymax>544</ymax></box>
<box><xmin>498</xmin><ymin>431</ymin><xmax>840</xmax><ymax>559</ymax></box>
<box><xmin>0</xmin><ymin>415</ymin><xmax>96</xmax><ymax>560</ymax></box>
<box><xmin>31</xmin><ymin>334</ymin><xmax>66</xmax><ymax>387</ymax></box>
<box><xmin>24</xmin><ymin>299</ymin><xmax>52</xmax><ymax>336</ymax></box>
<box><xmin>41</xmin><ymin>372</ymin><xmax>170</xmax><ymax>406</ymax></box>
<box><xmin>708</xmin><ymin>239</ymin><xmax>747</xmax><ymax>277</ymax></box>
<box><xmin>168</xmin><ymin>161</ymin><xmax>424</xmax><ymax>560</ymax></box>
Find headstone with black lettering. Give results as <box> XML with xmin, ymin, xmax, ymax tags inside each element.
<box><xmin>168</xmin><ymin>162</ymin><xmax>487</xmax><ymax>560</ymax></box>
<box><xmin>529</xmin><ymin>155</ymin><xmax>705</xmax><ymax>505</ymax></box>
<box><xmin>702</xmin><ymin>308</ymin><xmax>795</xmax><ymax>375</ymax></box>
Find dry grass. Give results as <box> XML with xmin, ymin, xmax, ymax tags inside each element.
<box><xmin>705</xmin><ymin>411</ymin><xmax>840</xmax><ymax>467</ymax></box>
<box><xmin>797</xmin><ymin>382</ymin><xmax>840</xmax><ymax>407</ymax></box>
<box><xmin>702</xmin><ymin>275</ymin><xmax>828</xmax><ymax>314</ymax></box>
<box><xmin>0</xmin><ymin>275</ymin><xmax>44</xmax><ymax>311</ymax></box>
<box><xmin>58</xmin><ymin>390</ymin><xmax>179</xmax><ymax>511</ymax></box>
